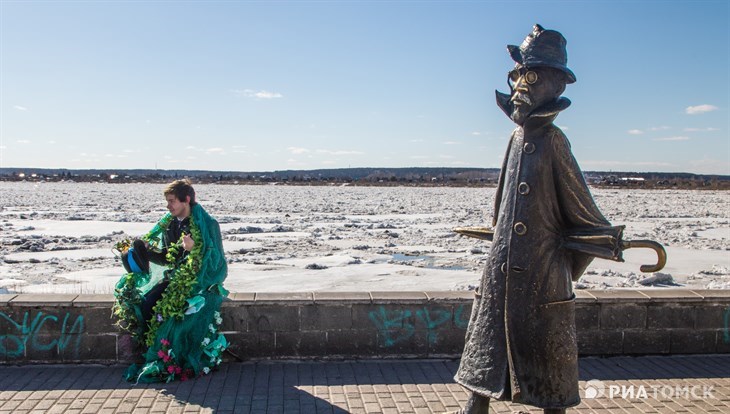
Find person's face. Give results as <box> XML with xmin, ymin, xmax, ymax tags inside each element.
<box><xmin>508</xmin><ymin>67</ymin><xmax>561</xmax><ymax>125</ymax></box>
<box><xmin>166</xmin><ymin>194</ymin><xmax>190</xmax><ymax>219</ymax></box>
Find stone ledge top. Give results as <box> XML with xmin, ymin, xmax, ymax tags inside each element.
<box><xmin>72</xmin><ymin>294</ymin><xmax>115</xmax><ymax>307</ymax></box>
<box><xmin>0</xmin><ymin>294</ymin><xmax>18</xmax><ymax>305</ymax></box>
<box><xmin>8</xmin><ymin>294</ymin><xmax>79</xmax><ymax>306</ymax></box>
<box><xmin>314</xmin><ymin>292</ymin><xmax>372</xmax><ymax>304</ymax></box>
<box><xmin>636</xmin><ymin>289</ymin><xmax>705</xmax><ymax>302</ymax></box>
<box><xmin>425</xmin><ymin>291</ymin><xmax>475</xmax><ymax>301</ymax></box>
<box><xmin>0</xmin><ymin>290</ymin><xmax>727</xmax><ymax>307</ymax></box>
<box><xmin>370</xmin><ymin>291</ymin><xmax>428</xmax><ymax>304</ymax></box>
<box><xmin>688</xmin><ymin>289</ymin><xmax>730</xmax><ymax>302</ymax></box>
<box><xmin>254</xmin><ymin>292</ymin><xmax>314</xmax><ymax>304</ymax></box>
<box><xmin>582</xmin><ymin>290</ymin><xmax>650</xmax><ymax>303</ymax></box>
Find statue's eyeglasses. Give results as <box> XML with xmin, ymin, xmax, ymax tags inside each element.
<box><xmin>508</xmin><ymin>69</ymin><xmax>538</xmax><ymax>88</ymax></box>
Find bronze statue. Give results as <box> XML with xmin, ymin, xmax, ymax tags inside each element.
<box><xmin>450</xmin><ymin>24</ymin><xmax>665</xmax><ymax>414</ymax></box>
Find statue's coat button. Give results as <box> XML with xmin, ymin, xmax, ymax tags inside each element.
<box><xmin>514</xmin><ymin>222</ymin><xmax>527</xmax><ymax>235</ymax></box>
<box><xmin>524</xmin><ymin>142</ymin><xmax>535</xmax><ymax>154</ymax></box>
<box><xmin>518</xmin><ymin>182</ymin><xmax>530</xmax><ymax>195</ymax></box>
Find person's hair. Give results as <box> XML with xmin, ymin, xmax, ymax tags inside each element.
<box><xmin>164</xmin><ymin>179</ymin><xmax>196</xmax><ymax>205</ymax></box>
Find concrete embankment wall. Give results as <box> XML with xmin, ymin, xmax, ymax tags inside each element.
<box><xmin>1</xmin><ymin>290</ymin><xmax>729</xmax><ymax>364</ymax></box>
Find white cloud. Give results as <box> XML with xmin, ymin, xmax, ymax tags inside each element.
<box><xmin>287</xmin><ymin>147</ymin><xmax>310</xmax><ymax>154</ymax></box>
<box><xmin>205</xmin><ymin>147</ymin><xmax>225</xmax><ymax>154</ymax></box>
<box><xmin>13</xmin><ymin>105</ymin><xmax>28</xmax><ymax>111</ymax></box>
<box><xmin>409</xmin><ymin>139</ymin><xmax>424</xmax><ymax>143</ymax></box>
<box><xmin>185</xmin><ymin>145</ymin><xmax>198</xmax><ymax>151</ymax></box>
<box><xmin>234</xmin><ymin>89</ymin><xmax>283</xmax><ymax>99</ymax></box>
<box><xmin>164</xmin><ymin>156</ymin><xmax>173</xmax><ymax>160</ymax></box>
<box><xmin>647</xmin><ymin>126</ymin><xmax>670</xmax><ymax>131</ymax></box>
<box><xmin>48</xmin><ymin>140</ymin><xmax>56</xmax><ymax>144</ymax></box>
<box><xmin>557</xmin><ymin>125</ymin><xmax>569</xmax><ymax>131</ymax></box>
<box><xmin>16</xmin><ymin>140</ymin><xmax>30</xmax><ymax>144</ymax></box>
<box><xmin>653</xmin><ymin>136</ymin><xmax>690</xmax><ymax>141</ymax></box>
<box><xmin>686</xmin><ymin>104</ymin><xmax>718</xmax><ymax>115</ymax></box>
<box><xmin>0</xmin><ymin>145</ymin><xmax>6</xmax><ymax>149</ymax></box>
<box><xmin>410</xmin><ymin>155</ymin><xmax>430</xmax><ymax>159</ymax></box>
<box><xmin>443</xmin><ymin>141</ymin><xmax>461</xmax><ymax>145</ymax></box>
<box><xmin>683</xmin><ymin>127</ymin><xmax>719</xmax><ymax>132</ymax></box>
<box><xmin>628</xmin><ymin>129</ymin><xmax>644</xmax><ymax>135</ymax></box>
<box><xmin>471</xmin><ymin>131</ymin><xmax>482</xmax><ymax>136</ymax></box>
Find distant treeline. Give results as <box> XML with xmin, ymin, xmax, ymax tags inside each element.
<box><xmin>1</xmin><ymin>167</ymin><xmax>728</xmax><ymax>189</ymax></box>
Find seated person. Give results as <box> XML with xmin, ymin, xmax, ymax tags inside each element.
<box><xmin>114</xmin><ymin>179</ymin><xmax>229</xmax><ymax>383</ymax></box>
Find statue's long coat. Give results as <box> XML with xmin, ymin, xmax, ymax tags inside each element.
<box><xmin>454</xmin><ymin>97</ymin><xmax>610</xmax><ymax>409</ymax></box>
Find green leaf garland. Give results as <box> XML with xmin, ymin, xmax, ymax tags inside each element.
<box><xmin>144</xmin><ymin>215</ymin><xmax>203</xmax><ymax>347</ymax></box>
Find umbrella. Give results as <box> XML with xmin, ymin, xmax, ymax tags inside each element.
<box><xmin>453</xmin><ymin>225</ymin><xmax>666</xmax><ymax>273</ymax></box>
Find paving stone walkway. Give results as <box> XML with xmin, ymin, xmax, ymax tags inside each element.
<box><xmin>1</xmin><ymin>355</ymin><xmax>728</xmax><ymax>413</ymax></box>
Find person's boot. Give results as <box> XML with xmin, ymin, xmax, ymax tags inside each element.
<box><xmin>445</xmin><ymin>392</ymin><xmax>490</xmax><ymax>414</ymax></box>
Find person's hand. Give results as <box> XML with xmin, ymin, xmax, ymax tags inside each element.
<box><xmin>182</xmin><ymin>234</ymin><xmax>195</xmax><ymax>251</ymax></box>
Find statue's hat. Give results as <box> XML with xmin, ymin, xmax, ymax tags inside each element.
<box><xmin>508</xmin><ymin>24</ymin><xmax>576</xmax><ymax>84</ymax></box>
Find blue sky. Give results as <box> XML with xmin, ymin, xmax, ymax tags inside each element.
<box><xmin>1</xmin><ymin>1</ymin><xmax>728</xmax><ymax>174</ymax></box>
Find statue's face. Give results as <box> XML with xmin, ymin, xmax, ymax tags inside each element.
<box><xmin>507</xmin><ymin>66</ymin><xmax>563</xmax><ymax>125</ymax></box>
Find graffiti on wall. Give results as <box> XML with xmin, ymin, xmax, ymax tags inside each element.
<box><xmin>722</xmin><ymin>308</ymin><xmax>730</xmax><ymax>344</ymax></box>
<box><xmin>0</xmin><ymin>311</ymin><xmax>85</xmax><ymax>358</ymax></box>
<box><xmin>369</xmin><ymin>305</ymin><xmax>468</xmax><ymax>347</ymax></box>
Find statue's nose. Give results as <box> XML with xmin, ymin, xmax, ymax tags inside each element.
<box><xmin>513</xmin><ymin>76</ymin><xmax>529</xmax><ymax>92</ymax></box>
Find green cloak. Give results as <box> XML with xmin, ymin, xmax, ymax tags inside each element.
<box><xmin>113</xmin><ymin>204</ymin><xmax>228</xmax><ymax>383</ymax></box>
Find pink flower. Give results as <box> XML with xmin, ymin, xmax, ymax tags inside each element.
<box><xmin>160</xmin><ymin>339</ymin><xmax>170</xmax><ymax>346</ymax></box>
<box><xmin>162</xmin><ymin>355</ymin><xmax>170</xmax><ymax>362</ymax></box>
<box><xmin>167</xmin><ymin>365</ymin><xmax>176</xmax><ymax>374</ymax></box>
<box><xmin>175</xmin><ymin>366</ymin><xmax>182</xmax><ymax>374</ymax></box>
<box><xmin>157</xmin><ymin>350</ymin><xmax>166</xmax><ymax>359</ymax></box>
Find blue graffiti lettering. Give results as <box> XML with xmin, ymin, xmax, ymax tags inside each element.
<box><xmin>0</xmin><ymin>311</ymin><xmax>85</xmax><ymax>358</ymax></box>
<box><xmin>368</xmin><ymin>307</ymin><xmax>414</xmax><ymax>347</ymax></box>
<box><xmin>722</xmin><ymin>308</ymin><xmax>730</xmax><ymax>344</ymax></box>
<box><xmin>454</xmin><ymin>304</ymin><xmax>469</xmax><ymax>330</ymax></box>
<box><xmin>416</xmin><ymin>308</ymin><xmax>452</xmax><ymax>345</ymax></box>
<box><xmin>369</xmin><ymin>304</ymin><xmax>467</xmax><ymax>347</ymax></box>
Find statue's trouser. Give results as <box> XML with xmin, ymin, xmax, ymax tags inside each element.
<box><xmin>451</xmin><ymin>392</ymin><xmax>567</xmax><ymax>414</ymax></box>
<box><xmin>456</xmin><ymin>393</ymin><xmax>490</xmax><ymax>414</ymax></box>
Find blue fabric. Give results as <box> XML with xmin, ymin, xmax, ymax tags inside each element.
<box><xmin>127</xmin><ymin>248</ymin><xmax>144</xmax><ymax>273</ymax></box>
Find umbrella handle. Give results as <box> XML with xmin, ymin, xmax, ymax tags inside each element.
<box><xmin>453</xmin><ymin>227</ymin><xmax>494</xmax><ymax>241</ymax></box>
<box><xmin>620</xmin><ymin>239</ymin><xmax>667</xmax><ymax>273</ymax></box>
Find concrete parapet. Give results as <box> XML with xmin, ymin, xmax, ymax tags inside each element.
<box><xmin>0</xmin><ymin>290</ymin><xmax>729</xmax><ymax>364</ymax></box>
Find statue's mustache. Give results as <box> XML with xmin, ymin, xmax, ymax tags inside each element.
<box><xmin>511</xmin><ymin>93</ymin><xmax>532</xmax><ymax>106</ymax></box>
